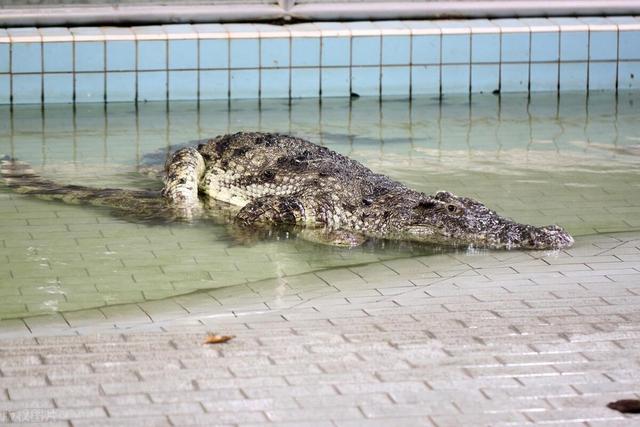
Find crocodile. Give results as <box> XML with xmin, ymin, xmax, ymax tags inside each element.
<box><xmin>1</xmin><ymin>132</ymin><xmax>574</xmax><ymax>249</ymax></box>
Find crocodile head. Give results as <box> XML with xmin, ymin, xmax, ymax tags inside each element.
<box><xmin>403</xmin><ymin>191</ymin><xmax>574</xmax><ymax>250</ymax></box>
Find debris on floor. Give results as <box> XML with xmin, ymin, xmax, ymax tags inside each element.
<box><xmin>203</xmin><ymin>332</ymin><xmax>235</xmax><ymax>345</ymax></box>
<box><xmin>607</xmin><ymin>399</ymin><xmax>640</xmax><ymax>414</ymax></box>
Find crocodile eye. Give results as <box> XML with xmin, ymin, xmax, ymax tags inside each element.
<box><xmin>261</xmin><ymin>169</ymin><xmax>276</xmax><ymax>182</ymax></box>
<box><xmin>447</xmin><ymin>204</ymin><xmax>458</xmax><ymax>213</ymax></box>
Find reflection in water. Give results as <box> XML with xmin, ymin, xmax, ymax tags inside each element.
<box><xmin>0</xmin><ymin>92</ymin><xmax>639</xmax><ymax>319</ymax></box>
<box><xmin>1</xmin><ymin>92</ymin><xmax>638</xmax><ymax>175</ymax></box>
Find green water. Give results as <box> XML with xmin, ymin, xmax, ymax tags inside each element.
<box><xmin>1</xmin><ymin>92</ymin><xmax>639</xmax><ymax>320</ymax></box>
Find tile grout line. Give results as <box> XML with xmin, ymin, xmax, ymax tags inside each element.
<box><xmin>4</xmin><ymin>18</ymin><xmax>637</xmax><ymax>103</ymax></box>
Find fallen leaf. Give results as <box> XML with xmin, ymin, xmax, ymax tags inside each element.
<box><xmin>203</xmin><ymin>333</ymin><xmax>235</xmax><ymax>345</ymax></box>
<box><xmin>607</xmin><ymin>399</ymin><xmax>640</xmax><ymax>413</ymax></box>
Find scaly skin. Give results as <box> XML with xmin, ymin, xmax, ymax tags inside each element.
<box><xmin>1</xmin><ymin>132</ymin><xmax>574</xmax><ymax>249</ymax></box>
<box><xmin>164</xmin><ymin>132</ymin><xmax>574</xmax><ymax>249</ymax></box>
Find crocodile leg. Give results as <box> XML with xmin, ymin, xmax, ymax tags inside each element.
<box><xmin>235</xmin><ymin>195</ymin><xmax>366</xmax><ymax>247</ymax></box>
<box><xmin>235</xmin><ymin>195</ymin><xmax>306</xmax><ymax>226</ymax></box>
<box><xmin>297</xmin><ymin>228</ymin><xmax>367</xmax><ymax>247</ymax></box>
<box><xmin>161</xmin><ymin>147</ymin><xmax>205</xmax><ymax>217</ymax></box>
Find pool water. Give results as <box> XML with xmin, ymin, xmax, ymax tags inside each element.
<box><xmin>1</xmin><ymin>92</ymin><xmax>639</xmax><ymax>320</ymax></box>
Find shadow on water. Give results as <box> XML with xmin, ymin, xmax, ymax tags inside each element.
<box><xmin>1</xmin><ymin>92</ymin><xmax>639</xmax><ymax>319</ymax></box>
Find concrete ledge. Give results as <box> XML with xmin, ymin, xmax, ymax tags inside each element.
<box><xmin>1</xmin><ymin>1</ymin><xmax>640</xmax><ymax>26</ymax></box>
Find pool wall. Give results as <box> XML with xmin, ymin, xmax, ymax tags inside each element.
<box><xmin>1</xmin><ymin>16</ymin><xmax>639</xmax><ymax>104</ymax></box>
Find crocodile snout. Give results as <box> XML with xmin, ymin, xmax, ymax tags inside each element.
<box><xmin>510</xmin><ymin>223</ymin><xmax>574</xmax><ymax>250</ymax></box>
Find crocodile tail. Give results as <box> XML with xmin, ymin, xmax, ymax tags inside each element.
<box><xmin>1</xmin><ymin>157</ymin><xmax>106</xmax><ymax>204</ymax></box>
<box><xmin>0</xmin><ymin>157</ymin><xmax>171</xmax><ymax>220</ymax></box>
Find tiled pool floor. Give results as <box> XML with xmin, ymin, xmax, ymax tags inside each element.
<box><xmin>1</xmin><ymin>231</ymin><xmax>639</xmax><ymax>425</ymax></box>
<box><xmin>2</xmin><ymin>92</ymin><xmax>640</xmax><ymax>320</ymax></box>
<box><xmin>1</xmin><ymin>231</ymin><xmax>639</xmax><ymax>338</ymax></box>
<box><xmin>1</xmin><ymin>93</ymin><xmax>640</xmax><ymax>425</ymax></box>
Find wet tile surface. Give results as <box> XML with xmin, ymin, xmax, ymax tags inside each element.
<box><xmin>1</xmin><ymin>93</ymin><xmax>640</xmax><ymax>320</ymax></box>
<box><xmin>1</xmin><ymin>233</ymin><xmax>640</xmax><ymax>425</ymax></box>
<box><xmin>0</xmin><ymin>91</ymin><xmax>639</xmax><ymax>424</ymax></box>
